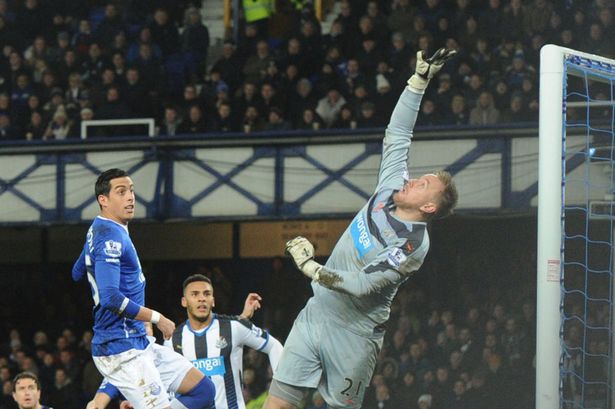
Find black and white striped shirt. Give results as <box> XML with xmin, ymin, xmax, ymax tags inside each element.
<box><xmin>165</xmin><ymin>314</ymin><xmax>283</xmax><ymax>409</ymax></box>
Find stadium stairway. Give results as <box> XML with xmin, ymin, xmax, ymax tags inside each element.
<box><xmin>201</xmin><ymin>0</ymin><xmax>339</xmax><ymax>71</ymax></box>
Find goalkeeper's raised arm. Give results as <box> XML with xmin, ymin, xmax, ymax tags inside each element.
<box><xmin>377</xmin><ymin>48</ymin><xmax>457</xmax><ymax>193</ymax></box>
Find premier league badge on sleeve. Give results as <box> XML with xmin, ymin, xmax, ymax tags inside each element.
<box><xmin>387</xmin><ymin>247</ymin><xmax>407</xmax><ymax>268</ymax></box>
<box><xmin>104</xmin><ymin>240</ymin><xmax>122</xmax><ymax>257</ymax></box>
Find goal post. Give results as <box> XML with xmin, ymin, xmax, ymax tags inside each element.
<box><xmin>538</xmin><ymin>44</ymin><xmax>615</xmax><ymax>409</ymax></box>
<box><xmin>537</xmin><ymin>44</ymin><xmax>564</xmax><ymax>409</ymax></box>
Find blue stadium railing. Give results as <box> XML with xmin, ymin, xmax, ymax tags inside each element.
<box><xmin>0</xmin><ymin>124</ymin><xmax>545</xmax><ymax>225</ymax></box>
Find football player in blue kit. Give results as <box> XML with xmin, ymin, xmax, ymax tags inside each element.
<box><xmin>73</xmin><ymin>168</ymin><xmax>215</xmax><ymax>409</ymax></box>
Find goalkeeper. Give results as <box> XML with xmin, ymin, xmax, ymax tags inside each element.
<box><xmin>264</xmin><ymin>48</ymin><xmax>459</xmax><ymax>409</ymax></box>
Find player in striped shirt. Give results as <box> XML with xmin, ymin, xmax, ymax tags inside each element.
<box><xmin>264</xmin><ymin>49</ymin><xmax>459</xmax><ymax>409</ymax></box>
<box><xmin>167</xmin><ymin>274</ymin><xmax>283</xmax><ymax>409</ymax></box>
<box><xmin>87</xmin><ymin>277</ymin><xmax>282</xmax><ymax>409</ymax></box>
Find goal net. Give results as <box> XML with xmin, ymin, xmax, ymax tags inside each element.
<box><xmin>538</xmin><ymin>45</ymin><xmax>615</xmax><ymax>409</ymax></box>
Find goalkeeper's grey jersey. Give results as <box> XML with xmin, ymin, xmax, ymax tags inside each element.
<box><xmin>306</xmin><ymin>88</ymin><xmax>429</xmax><ymax>338</ymax></box>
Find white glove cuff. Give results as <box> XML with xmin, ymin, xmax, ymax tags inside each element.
<box><xmin>302</xmin><ymin>259</ymin><xmax>323</xmax><ymax>281</ymax></box>
<box><xmin>407</xmin><ymin>74</ymin><xmax>428</xmax><ymax>94</ymax></box>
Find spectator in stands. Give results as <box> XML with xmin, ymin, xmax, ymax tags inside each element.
<box><xmin>157</xmin><ymin>105</ymin><xmax>182</xmax><ymax>136</ymax></box>
<box><xmin>313</xmin><ymin>62</ymin><xmax>341</xmax><ymax>98</ymax></box>
<box><xmin>0</xmin><ymin>112</ymin><xmax>17</xmax><ymax>139</ymax></box>
<box><xmin>71</xmin><ymin>19</ymin><xmax>93</xmax><ymax>58</ymax></box>
<box><xmin>178</xmin><ymin>104</ymin><xmax>209</xmax><ymax>134</ymax></box>
<box><xmin>95</xmin><ymin>4</ymin><xmax>124</xmax><ymax>47</ymax></box>
<box><xmin>524</xmin><ymin>0</ymin><xmax>554</xmax><ymax>37</ymax></box>
<box><xmin>15</xmin><ymin>0</ymin><xmax>47</xmax><ymax>44</ymax></box>
<box><xmin>242</xmin><ymin>105</ymin><xmax>265</xmax><ymax>133</ymax></box>
<box><xmin>90</xmin><ymin>68</ymin><xmax>118</xmax><ymax>108</ymax></box>
<box><xmin>278</xmin><ymin>37</ymin><xmax>306</xmax><ymax>78</ymax></box>
<box><xmin>501</xmin><ymin>0</ymin><xmax>526</xmax><ymax>42</ymax></box>
<box><xmin>80</xmin><ymin>43</ymin><xmax>107</xmax><ymax>86</ymax></box>
<box><xmin>110</xmin><ymin>52</ymin><xmax>126</xmax><ymax>81</ymax></box>
<box><xmin>356</xmin><ymin>101</ymin><xmax>380</xmax><ymax>127</ymax></box>
<box><xmin>95</xmin><ymin>86</ymin><xmax>130</xmax><ymax>121</ymax></box>
<box><xmin>24</xmin><ymin>110</ymin><xmax>44</xmax><ymax>140</ymax></box>
<box><xmin>388</xmin><ymin>32</ymin><xmax>413</xmax><ymax>74</ymax></box>
<box><xmin>123</xmin><ymin>67</ymin><xmax>151</xmax><ymax>117</ymax></box>
<box><xmin>211</xmin><ymin>41</ymin><xmax>243</xmax><ymax>95</ymax></box>
<box><xmin>149</xmin><ymin>8</ymin><xmax>179</xmax><ymax>58</ymax></box>
<box><xmin>265</xmin><ymin>107</ymin><xmax>291</xmax><ymax>131</ymax></box>
<box><xmin>329</xmin><ymin>102</ymin><xmax>353</xmax><ymax>129</ymax></box>
<box><xmin>234</xmin><ymin>82</ymin><xmax>262</xmax><ymax>120</ymax></box>
<box><xmin>477</xmin><ymin>0</ymin><xmax>503</xmax><ymax>47</ymax></box>
<box><xmin>132</xmin><ymin>43</ymin><xmax>163</xmax><ymax>91</ymax></box>
<box><xmin>315</xmin><ymin>88</ymin><xmax>346</xmax><ymax>128</ymax></box>
<box><xmin>296</xmin><ymin>107</ymin><xmax>324</xmax><ymax>130</ymax></box>
<box><xmin>500</xmin><ymin>93</ymin><xmax>531</xmax><ymax>123</ymax></box>
<box><xmin>257</xmin><ymin>82</ymin><xmax>284</xmax><ymax>119</ymax></box>
<box><xmin>110</xmin><ymin>30</ymin><xmax>128</xmax><ymax>57</ymax></box>
<box><xmin>212</xmin><ymin>102</ymin><xmax>236</xmax><ymax>132</ymax></box>
<box><xmin>49</xmin><ymin>367</ymin><xmax>78</xmax><ymax>408</ymax></box>
<box><xmin>43</xmin><ymin>107</ymin><xmax>72</xmax><ymax>140</ymax></box>
<box><xmin>443</xmin><ymin>94</ymin><xmax>468</xmax><ymax>125</ymax></box>
<box><xmin>356</xmin><ymin>35</ymin><xmax>382</xmax><ymax>78</ymax></box>
<box><xmin>181</xmin><ymin>7</ymin><xmax>210</xmax><ymax>73</ymax></box>
<box><xmin>387</xmin><ymin>0</ymin><xmax>415</xmax><ymax>42</ymax></box>
<box><xmin>243</xmin><ymin>39</ymin><xmax>274</xmax><ymax>85</ymax></box>
<box><xmin>287</xmin><ymin>78</ymin><xmax>317</xmax><ymax>127</ymax></box>
<box><xmin>469</xmin><ymin>91</ymin><xmax>500</xmax><ymax>125</ymax></box>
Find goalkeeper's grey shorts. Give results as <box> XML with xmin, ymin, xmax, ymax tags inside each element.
<box><xmin>272</xmin><ymin>308</ymin><xmax>382</xmax><ymax>409</ymax></box>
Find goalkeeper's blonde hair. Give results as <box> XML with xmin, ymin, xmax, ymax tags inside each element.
<box><xmin>429</xmin><ymin>170</ymin><xmax>458</xmax><ymax>220</ymax></box>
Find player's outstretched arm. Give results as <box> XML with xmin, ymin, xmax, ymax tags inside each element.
<box><xmin>240</xmin><ymin>293</ymin><xmax>262</xmax><ymax>319</ymax></box>
<box><xmin>376</xmin><ymin>48</ymin><xmax>456</xmax><ymax>191</ymax></box>
<box><xmin>286</xmin><ymin>236</ymin><xmax>414</xmax><ymax>297</ymax></box>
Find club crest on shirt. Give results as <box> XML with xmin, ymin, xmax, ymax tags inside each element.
<box><xmin>387</xmin><ymin>247</ymin><xmax>407</xmax><ymax>268</ymax></box>
<box><xmin>148</xmin><ymin>382</ymin><xmax>162</xmax><ymax>396</ymax></box>
<box><xmin>216</xmin><ymin>336</ymin><xmax>228</xmax><ymax>349</ymax></box>
<box><xmin>103</xmin><ymin>240</ymin><xmax>122</xmax><ymax>257</ymax></box>
<box><xmin>251</xmin><ymin>326</ymin><xmax>263</xmax><ymax>338</ymax></box>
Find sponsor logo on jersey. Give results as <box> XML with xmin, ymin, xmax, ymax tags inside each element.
<box><xmin>192</xmin><ymin>356</ymin><xmax>226</xmax><ymax>376</ymax></box>
<box><xmin>387</xmin><ymin>247</ymin><xmax>407</xmax><ymax>268</ymax></box>
<box><xmin>350</xmin><ymin>213</ymin><xmax>374</xmax><ymax>257</ymax></box>
<box><xmin>105</xmin><ymin>258</ymin><xmax>120</xmax><ymax>263</ymax></box>
<box><xmin>215</xmin><ymin>336</ymin><xmax>228</xmax><ymax>349</ymax></box>
<box><xmin>103</xmin><ymin>240</ymin><xmax>122</xmax><ymax>257</ymax></box>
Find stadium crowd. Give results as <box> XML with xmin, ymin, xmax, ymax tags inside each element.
<box><xmin>0</xmin><ymin>0</ymin><xmax>612</xmax><ymax>141</ymax></box>
<box><xmin>0</xmin><ymin>0</ymin><xmax>613</xmax><ymax>407</ymax></box>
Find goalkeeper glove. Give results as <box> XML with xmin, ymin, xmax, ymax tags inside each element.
<box><xmin>285</xmin><ymin>236</ymin><xmax>322</xmax><ymax>281</ymax></box>
<box><xmin>407</xmin><ymin>48</ymin><xmax>457</xmax><ymax>93</ymax></box>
